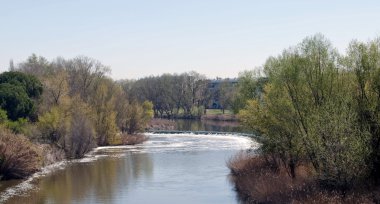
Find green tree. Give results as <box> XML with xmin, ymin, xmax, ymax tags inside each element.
<box><xmin>240</xmin><ymin>34</ymin><xmax>370</xmax><ymax>187</ymax></box>
<box><xmin>125</xmin><ymin>101</ymin><xmax>153</xmax><ymax>134</ymax></box>
<box><xmin>0</xmin><ymin>83</ymin><xmax>34</xmax><ymax>120</ymax></box>
<box><xmin>0</xmin><ymin>71</ymin><xmax>43</xmax><ymax>98</ymax></box>
<box><xmin>345</xmin><ymin>38</ymin><xmax>380</xmax><ymax>184</ymax></box>
<box><xmin>232</xmin><ymin>70</ymin><xmax>268</xmax><ymax>113</ymax></box>
<box><xmin>91</xmin><ymin>79</ymin><xmax>118</xmax><ymax>146</ymax></box>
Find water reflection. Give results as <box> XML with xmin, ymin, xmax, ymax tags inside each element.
<box><xmin>2</xmin><ymin>133</ymin><xmax>255</xmax><ymax>204</ymax></box>
<box><xmin>6</xmin><ymin>152</ymin><xmax>153</xmax><ymax>204</ymax></box>
<box><xmin>175</xmin><ymin>119</ymin><xmax>245</xmax><ymax>132</ymax></box>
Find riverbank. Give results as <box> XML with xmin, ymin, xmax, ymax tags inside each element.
<box><xmin>2</xmin><ymin>132</ymin><xmax>254</xmax><ymax>204</ymax></box>
<box><xmin>0</xmin><ymin>130</ymin><xmax>149</xmax><ymax>182</ymax></box>
<box><xmin>228</xmin><ymin>152</ymin><xmax>380</xmax><ymax>203</ymax></box>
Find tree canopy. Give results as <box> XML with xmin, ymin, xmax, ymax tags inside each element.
<box><xmin>0</xmin><ymin>71</ymin><xmax>43</xmax><ymax>98</ymax></box>
<box><xmin>0</xmin><ymin>71</ymin><xmax>43</xmax><ymax>121</ymax></box>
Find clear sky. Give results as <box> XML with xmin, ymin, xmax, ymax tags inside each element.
<box><xmin>1</xmin><ymin>0</ymin><xmax>379</xmax><ymax>79</ymax></box>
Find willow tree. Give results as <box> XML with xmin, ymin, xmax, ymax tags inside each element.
<box><xmin>345</xmin><ymin>38</ymin><xmax>380</xmax><ymax>184</ymax></box>
<box><xmin>240</xmin><ymin>34</ymin><xmax>369</xmax><ymax>187</ymax></box>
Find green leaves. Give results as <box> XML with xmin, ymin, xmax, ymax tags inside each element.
<box><xmin>239</xmin><ymin>34</ymin><xmax>378</xmax><ymax>188</ymax></box>
<box><xmin>0</xmin><ymin>71</ymin><xmax>43</xmax><ymax>121</ymax></box>
<box><xmin>0</xmin><ymin>83</ymin><xmax>34</xmax><ymax>121</ymax></box>
<box><xmin>0</xmin><ymin>71</ymin><xmax>43</xmax><ymax>98</ymax></box>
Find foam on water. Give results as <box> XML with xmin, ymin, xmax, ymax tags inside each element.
<box><xmin>0</xmin><ymin>160</ymin><xmax>67</xmax><ymax>203</ymax></box>
<box><xmin>0</xmin><ymin>133</ymin><xmax>258</xmax><ymax>203</ymax></box>
<box><xmin>141</xmin><ymin>133</ymin><xmax>258</xmax><ymax>153</ymax></box>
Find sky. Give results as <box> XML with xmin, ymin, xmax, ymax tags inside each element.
<box><xmin>1</xmin><ymin>0</ymin><xmax>380</xmax><ymax>80</ymax></box>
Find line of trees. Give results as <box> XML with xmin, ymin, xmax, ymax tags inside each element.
<box><xmin>122</xmin><ymin>73</ymin><xmax>242</xmax><ymax>119</ymax></box>
<box><xmin>0</xmin><ymin>54</ymin><xmax>154</xmax><ymax>179</ymax></box>
<box><xmin>239</xmin><ymin>34</ymin><xmax>380</xmax><ymax>189</ymax></box>
<box><xmin>122</xmin><ymin>72</ymin><xmax>211</xmax><ymax>119</ymax></box>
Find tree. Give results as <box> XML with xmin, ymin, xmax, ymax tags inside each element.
<box><xmin>232</xmin><ymin>70</ymin><xmax>268</xmax><ymax>113</ymax></box>
<box><xmin>0</xmin><ymin>71</ymin><xmax>43</xmax><ymax>99</ymax></box>
<box><xmin>65</xmin><ymin>56</ymin><xmax>110</xmax><ymax>101</ymax></box>
<box><xmin>126</xmin><ymin>71</ymin><xmax>210</xmax><ymax>119</ymax></box>
<box><xmin>345</xmin><ymin>38</ymin><xmax>380</xmax><ymax>184</ymax></box>
<box><xmin>16</xmin><ymin>54</ymin><xmax>50</xmax><ymax>77</ymax></box>
<box><xmin>91</xmin><ymin>78</ymin><xmax>118</xmax><ymax>146</ymax></box>
<box><xmin>218</xmin><ymin>80</ymin><xmax>236</xmax><ymax>114</ymax></box>
<box><xmin>0</xmin><ymin>83</ymin><xmax>34</xmax><ymax>121</ymax></box>
<box><xmin>64</xmin><ymin>98</ymin><xmax>96</xmax><ymax>158</ymax></box>
<box><xmin>38</xmin><ymin>106</ymin><xmax>68</xmax><ymax>144</ymax></box>
<box><xmin>42</xmin><ymin>69</ymin><xmax>69</xmax><ymax>106</ymax></box>
<box><xmin>240</xmin><ymin>34</ymin><xmax>369</xmax><ymax>186</ymax></box>
<box><xmin>125</xmin><ymin>101</ymin><xmax>153</xmax><ymax>134</ymax></box>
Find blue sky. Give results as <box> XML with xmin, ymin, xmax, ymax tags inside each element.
<box><xmin>1</xmin><ymin>0</ymin><xmax>379</xmax><ymax>79</ymax></box>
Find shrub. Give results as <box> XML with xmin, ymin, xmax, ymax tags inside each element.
<box><xmin>64</xmin><ymin>99</ymin><xmax>97</xmax><ymax>159</ymax></box>
<box><xmin>125</xmin><ymin>101</ymin><xmax>153</xmax><ymax>134</ymax></box>
<box><xmin>0</xmin><ymin>128</ymin><xmax>42</xmax><ymax>180</ymax></box>
<box><xmin>38</xmin><ymin>106</ymin><xmax>68</xmax><ymax>143</ymax></box>
<box><xmin>5</xmin><ymin>118</ymin><xmax>29</xmax><ymax>134</ymax></box>
<box><xmin>228</xmin><ymin>153</ymin><xmax>377</xmax><ymax>203</ymax></box>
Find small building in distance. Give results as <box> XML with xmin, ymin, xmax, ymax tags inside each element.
<box><xmin>207</xmin><ymin>78</ymin><xmax>238</xmax><ymax>109</ymax></box>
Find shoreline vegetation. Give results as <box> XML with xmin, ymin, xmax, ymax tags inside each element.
<box><xmin>228</xmin><ymin>153</ymin><xmax>380</xmax><ymax>203</ymax></box>
<box><xmin>228</xmin><ymin>34</ymin><xmax>380</xmax><ymax>203</ymax></box>
<box><xmin>0</xmin><ymin>54</ymin><xmax>238</xmax><ymax>183</ymax></box>
<box><xmin>0</xmin><ymin>56</ymin><xmax>155</xmax><ymax>181</ymax></box>
<box><xmin>4</xmin><ymin>33</ymin><xmax>380</xmax><ymax>203</ymax></box>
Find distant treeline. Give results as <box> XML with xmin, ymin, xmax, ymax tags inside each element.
<box><xmin>121</xmin><ymin>72</ymin><xmax>210</xmax><ymax>118</ymax></box>
<box><xmin>118</xmin><ymin>71</ymin><xmax>267</xmax><ymax>119</ymax></box>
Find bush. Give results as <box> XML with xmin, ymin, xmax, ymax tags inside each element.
<box><xmin>5</xmin><ymin>118</ymin><xmax>28</xmax><ymax>134</ymax></box>
<box><xmin>0</xmin><ymin>128</ymin><xmax>42</xmax><ymax>180</ymax></box>
<box><xmin>228</xmin><ymin>153</ymin><xmax>376</xmax><ymax>203</ymax></box>
<box><xmin>125</xmin><ymin>101</ymin><xmax>153</xmax><ymax>134</ymax></box>
<box><xmin>63</xmin><ymin>99</ymin><xmax>97</xmax><ymax>159</ymax></box>
<box><xmin>38</xmin><ymin>106</ymin><xmax>68</xmax><ymax>143</ymax></box>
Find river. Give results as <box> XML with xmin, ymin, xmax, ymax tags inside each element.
<box><xmin>0</xmin><ymin>120</ymin><xmax>258</xmax><ymax>204</ymax></box>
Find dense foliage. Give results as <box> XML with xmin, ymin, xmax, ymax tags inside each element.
<box><xmin>0</xmin><ymin>71</ymin><xmax>42</xmax><ymax>121</ymax></box>
<box><xmin>0</xmin><ymin>55</ymin><xmax>154</xmax><ymax>166</ymax></box>
<box><xmin>239</xmin><ymin>34</ymin><xmax>380</xmax><ymax>189</ymax></box>
<box><xmin>0</xmin><ymin>128</ymin><xmax>42</xmax><ymax>180</ymax></box>
<box><xmin>124</xmin><ymin>72</ymin><xmax>210</xmax><ymax>118</ymax></box>
<box><xmin>0</xmin><ymin>71</ymin><xmax>43</xmax><ymax>98</ymax></box>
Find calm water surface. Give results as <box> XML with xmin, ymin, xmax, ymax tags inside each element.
<box><xmin>0</xmin><ymin>121</ymin><xmax>258</xmax><ymax>204</ymax></box>
<box><xmin>174</xmin><ymin>119</ymin><xmax>247</xmax><ymax>133</ymax></box>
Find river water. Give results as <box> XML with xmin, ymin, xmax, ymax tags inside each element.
<box><xmin>0</xmin><ymin>121</ymin><xmax>258</xmax><ymax>204</ymax></box>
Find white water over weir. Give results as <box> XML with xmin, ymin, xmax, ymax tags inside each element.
<box><xmin>0</xmin><ymin>132</ymin><xmax>259</xmax><ymax>204</ymax></box>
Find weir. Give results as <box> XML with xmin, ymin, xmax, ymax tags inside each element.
<box><xmin>146</xmin><ymin>130</ymin><xmax>261</xmax><ymax>139</ymax></box>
